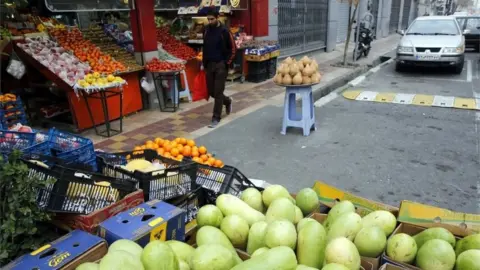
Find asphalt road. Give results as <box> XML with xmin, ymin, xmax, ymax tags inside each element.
<box><xmin>196</xmin><ymin>53</ymin><xmax>480</xmax><ymax>214</ymax></box>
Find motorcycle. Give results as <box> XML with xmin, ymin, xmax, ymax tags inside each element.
<box><xmin>354</xmin><ymin>24</ymin><xmax>374</xmax><ymax>61</ymax></box>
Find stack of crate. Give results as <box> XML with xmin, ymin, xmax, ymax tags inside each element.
<box><xmin>0</xmin><ymin>94</ymin><xmax>28</xmax><ymax>129</ymax></box>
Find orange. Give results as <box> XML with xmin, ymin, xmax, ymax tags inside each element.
<box><xmin>145</xmin><ymin>140</ymin><xmax>154</xmax><ymax>145</ymax></box>
<box><xmin>152</xmin><ymin>144</ymin><xmax>159</xmax><ymax>150</ymax></box>
<box><xmin>163</xmin><ymin>143</ymin><xmax>172</xmax><ymax>153</ymax></box>
<box><xmin>176</xmin><ymin>144</ymin><xmax>184</xmax><ymax>152</ymax></box>
<box><xmin>182</xmin><ymin>146</ymin><xmax>192</xmax><ymax>157</ymax></box>
<box><xmin>154</xmin><ymin>138</ymin><xmax>163</xmax><ymax>145</ymax></box>
<box><xmin>187</xmin><ymin>139</ymin><xmax>195</xmax><ymax>147</ymax></box>
<box><xmin>134</xmin><ymin>146</ymin><xmax>142</xmax><ymax>151</ymax></box>
<box><xmin>175</xmin><ymin>138</ymin><xmax>182</xmax><ymax>144</ymax></box>
<box><xmin>170</xmin><ymin>141</ymin><xmax>178</xmax><ymax>148</ymax></box>
<box><xmin>177</xmin><ymin>154</ymin><xmax>184</xmax><ymax>160</ymax></box>
<box><xmin>206</xmin><ymin>160</ymin><xmax>214</xmax><ymax>166</ymax></box>
<box><xmin>192</xmin><ymin>150</ymin><xmax>199</xmax><ymax>158</ymax></box>
<box><xmin>214</xmin><ymin>159</ymin><xmax>223</xmax><ymax>167</ymax></box>
<box><xmin>171</xmin><ymin>148</ymin><xmax>180</xmax><ymax>157</ymax></box>
<box><xmin>179</xmin><ymin>138</ymin><xmax>187</xmax><ymax>145</ymax></box>
<box><xmin>157</xmin><ymin>148</ymin><xmax>165</xmax><ymax>155</ymax></box>
<box><xmin>192</xmin><ymin>157</ymin><xmax>202</xmax><ymax>163</ymax></box>
<box><xmin>207</xmin><ymin>153</ymin><xmax>212</xmax><ymax>158</ymax></box>
<box><xmin>207</xmin><ymin>157</ymin><xmax>216</xmax><ymax>164</ymax></box>
<box><xmin>164</xmin><ymin>152</ymin><xmax>172</xmax><ymax>158</ymax></box>
<box><xmin>192</xmin><ymin>146</ymin><xmax>198</xmax><ymax>153</ymax></box>
<box><xmin>141</xmin><ymin>145</ymin><xmax>146</xmax><ymax>150</ymax></box>
<box><xmin>163</xmin><ymin>139</ymin><xmax>170</xmax><ymax>145</ymax></box>
<box><xmin>198</xmin><ymin>146</ymin><xmax>207</xmax><ymax>155</ymax></box>
<box><xmin>200</xmin><ymin>154</ymin><xmax>209</xmax><ymax>162</ymax></box>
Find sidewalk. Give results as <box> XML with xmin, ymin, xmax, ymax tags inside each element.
<box><xmin>91</xmin><ymin>34</ymin><xmax>400</xmax><ymax>152</ymax></box>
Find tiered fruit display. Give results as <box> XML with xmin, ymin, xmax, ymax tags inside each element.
<box><xmin>17</xmin><ymin>36</ymin><xmax>91</xmax><ymax>85</ymax></box>
<box><xmin>274</xmin><ymin>56</ymin><xmax>322</xmax><ymax>86</ymax></box>
<box><xmin>156</xmin><ymin>26</ymin><xmax>197</xmax><ymax>60</ymax></box>
<box><xmin>145</xmin><ymin>58</ymin><xmax>185</xmax><ymax>72</ymax></box>
<box><xmin>82</xmin><ymin>26</ymin><xmax>143</xmax><ymax>72</ymax></box>
<box><xmin>50</xmin><ymin>28</ymin><xmax>127</xmax><ymax>74</ymax></box>
<box><xmin>76</xmin><ymin>72</ymin><xmax>126</xmax><ymax>89</ymax></box>
<box><xmin>134</xmin><ymin>137</ymin><xmax>224</xmax><ymax>168</ymax></box>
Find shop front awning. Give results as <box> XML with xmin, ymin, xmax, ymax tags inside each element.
<box><xmin>44</xmin><ymin>0</ymin><xmax>131</xmax><ymax>12</ymax></box>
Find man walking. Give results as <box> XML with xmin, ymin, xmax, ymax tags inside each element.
<box><xmin>203</xmin><ymin>9</ymin><xmax>236</xmax><ymax>128</ymax></box>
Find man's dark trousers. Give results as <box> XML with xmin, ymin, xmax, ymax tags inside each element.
<box><xmin>206</xmin><ymin>61</ymin><xmax>231</xmax><ymax>121</ymax></box>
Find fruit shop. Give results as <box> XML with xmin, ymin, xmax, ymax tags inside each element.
<box><xmin>1</xmin><ymin>131</ymin><xmax>479</xmax><ymax>270</ymax></box>
<box><xmin>0</xmin><ymin>0</ymin><xmax>278</xmax><ymax>136</ymax></box>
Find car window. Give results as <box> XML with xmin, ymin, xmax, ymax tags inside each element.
<box><xmin>465</xmin><ymin>18</ymin><xmax>480</xmax><ymax>31</ymax></box>
<box><xmin>407</xmin><ymin>19</ymin><xmax>460</xmax><ymax>35</ymax></box>
<box><xmin>456</xmin><ymin>18</ymin><xmax>466</xmax><ymax>28</ymax></box>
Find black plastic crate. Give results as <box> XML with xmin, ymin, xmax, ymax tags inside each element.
<box><xmin>24</xmin><ymin>159</ymin><xmax>137</xmax><ymax>214</ymax></box>
<box><xmin>166</xmin><ymin>187</ymin><xmax>214</xmax><ymax>225</ymax></box>
<box><xmin>97</xmin><ymin>149</ymin><xmax>198</xmax><ymax>201</ymax></box>
<box><xmin>22</xmin><ymin>152</ymin><xmax>97</xmax><ymax>172</ymax></box>
<box><xmin>267</xmin><ymin>58</ymin><xmax>277</xmax><ymax>78</ymax></box>
<box><xmin>194</xmin><ymin>164</ymin><xmax>260</xmax><ymax>199</ymax></box>
<box><xmin>247</xmin><ymin>72</ymin><xmax>268</xmax><ymax>83</ymax></box>
<box><xmin>247</xmin><ymin>61</ymin><xmax>267</xmax><ymax>74</ymax></box>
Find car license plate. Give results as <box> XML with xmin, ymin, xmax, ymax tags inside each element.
<box><xmin>416</xmin><ymin>55</ymin><xmax>440</xmax><ymax>60</ymax></box>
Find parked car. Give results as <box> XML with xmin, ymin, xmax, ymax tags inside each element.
<box><xmin>453</xmin><ymin>15</ymin><xmax>480</xmax><ymax>51</ymax></box>
<box><xmin>395</xmin><ymin>16</ymin><xmax>465</xmax><ymax>74</ymax></box>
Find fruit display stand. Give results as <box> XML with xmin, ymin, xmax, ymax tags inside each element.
<box><xmin>74</xmin><ymin>75</ymin><xmax>127</xmax><ymax>138</ymax></box>
<box><xmin>146</xmin><ymin>58</ymin><xmax>191</xmax><ymax>112</ymax></box>
<box><xmin>156</xmin><ymin>26</ymin><xmax>199</xmax><ymax>96</ymax></box>
<box><xmin>13</xmin><ymin>37</ymin><xmax>143</xmax><ymax>132</ymax></box>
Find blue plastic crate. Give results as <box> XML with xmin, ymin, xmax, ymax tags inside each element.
<box><xmin>48</xmin><ymin>129</ymin><xmax>95</xmax><ymax>163</ymax></box>
<box><xmin>0</xmin><ymin>130</ymin><xmax>36</xmax><ymax>154</ymax></box>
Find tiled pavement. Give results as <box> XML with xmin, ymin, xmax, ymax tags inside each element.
<box><xmin>94</xmin><ymin>81</ymin><xmax>285</xmax><ymax>152</ymax></box>
<box><xmin>92</xmin><ymin>35</ymin><xmax>400</xmax><ymax>152</ymax></box>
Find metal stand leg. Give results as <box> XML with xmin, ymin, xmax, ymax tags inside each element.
<box><xmin>82</xmin><ymin>91</ymin><xmax>100</xmax><ymax>136</ymax></box>
<box><xmin>100</xmin><ymin>91</ymin><xmax>111</xmax><ymax>138</ymax></box>
<box><xmin>82</xmin><ymin>88</ymin><xmax>123</xmax><ymax>138</ymax></box>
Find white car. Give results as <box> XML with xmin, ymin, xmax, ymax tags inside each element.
<box><xmin>395</xmin><ymin>16</ymin><xmax>465</xmax><ymax>74</ymax></box>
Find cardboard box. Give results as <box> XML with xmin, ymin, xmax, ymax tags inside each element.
<box><xmin>4</xmin><ymin>230</ymin><xmax>107</xmax><ymax>270</ymax></box>
<box><xmin>99</xmin><ymin>199</ymin><xmax>186</xmax><ymax>247</ymax></box>
<box><xmin>312</xmin><ymin>181</ymin><xmax>399</xmax><ymax>217</ymax></box>
<box><xmin>397</xmin><ymin>200</ymin><xmax>480</xmax><ymax>234</ymax></box>
<box><xmin>53</xmin><ymin>190</ymin><xmax>144</xmax><ymax>234</ymax></box>
<box><xmin>378</xmin><ymin>263</ymin><xmax>409</xmax><ymax>270</ymax></box>
<box><xmin>310</xmin><ymin>213</ymin><xmax>382</xmax><ymax>270</ymax></box>
<box><xmin>381</xmin><ymin>200</ymin><xmax>480</xmax><ymax>269</ymax></box>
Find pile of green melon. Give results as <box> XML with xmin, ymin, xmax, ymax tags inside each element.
<box><xmin>75</xmin><ymin>183</ymin><xmax>480</xmax><ymax>270</ymax></box>
<box><xmin>387</xmin><ymin>227</ymin><xmax>480</xmax><ymax>270</ymax></box>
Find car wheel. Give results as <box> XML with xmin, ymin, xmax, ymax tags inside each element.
<box><xmin>453</xmin><ymin>60</ymin><xmax>464</xmax><ymax>74</ymax></box>
<box><xmin>395</xmin><ymin>62</ymin><xmax>404</xmax><ymax>72</ymax></box>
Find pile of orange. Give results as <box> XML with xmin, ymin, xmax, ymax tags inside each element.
<box><xmin>133</xmin><ymin>137</ymin><xmax>224</xmax><ymax>168</ymax></box>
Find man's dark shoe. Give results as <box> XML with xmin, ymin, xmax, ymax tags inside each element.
<box><xmin>208</xmin><ymin>120</ymin><xmax>219</xmax><ymax>128</ymax></box>
<box><xmin>226</xmin><ymin>98</ymin><xmax>233</xmax><ymax>115</ymax></box>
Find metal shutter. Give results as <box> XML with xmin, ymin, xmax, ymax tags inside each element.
<box><xmin>279</xmin><ymin>0</ymin><xmax>329</xmax><ymax>56</ymax></box>
<box><xmin>370</xmin><ymin>0</ymin><xmax>380</xmax><ymax>38</ymax></box>
<box><xmin>389</xmin><ymin>0</ymin><xmax>401</xmax><ymax>33</ymax></box>
<box><xmin>401</xmin><ymin>0</ymin><xmax>412</xmax><ymax>29</ymax></box>
<box><xmin>337</xmin><ymin>2</ymin><xmax>351</xmax><ymax>43</ymax></box>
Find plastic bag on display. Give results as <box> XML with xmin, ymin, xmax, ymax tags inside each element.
<box><xmin>141</xmin><ymin>73</ymin><xmax>155</xmax><ymax>94</ymax></box>
<box><xmin>192</xmin><ymin>69</ymin><xmax>209</xmax><ymax>102</ymax></box>
<box><xmin>6</xmin><ymin>59</ymin><xmax>26</xmax><ymax>80</ymax></box>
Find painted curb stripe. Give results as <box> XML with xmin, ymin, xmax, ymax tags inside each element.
<box><xmin>374</xmin><ymin>93</ymin><xmax>396</xmax><ymax>103</ymax></box>
<box><xmin>342</xmin><ymin>90</ymin><xmax>479</xmax><ymax>111</ymax></box>
<box><xmin>343</xmin><ymin>90</ymin><xmax>362</xmax><ymax>100</ymax></box>
<box><xmin>412</xmin><ymin>94</ymin><xmax>434</xmax><ymax>106</ymax></box>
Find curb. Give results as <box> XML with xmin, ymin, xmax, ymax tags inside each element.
<box><xmin>311</xmin><ymin>55</ymin><xmax>395</xmax><ymax>102</ymax></box>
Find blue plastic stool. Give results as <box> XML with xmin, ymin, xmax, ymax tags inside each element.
<box><xmin>281</xmin><ymin>85</ymin><xmax>316</xmax><ymax>136</ymax></box>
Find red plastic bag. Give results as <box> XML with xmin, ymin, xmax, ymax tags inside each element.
<box><xmin>192</xmin><ymin>70</ymin><xmax>209</xmax><ymax>102</ymax></box>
